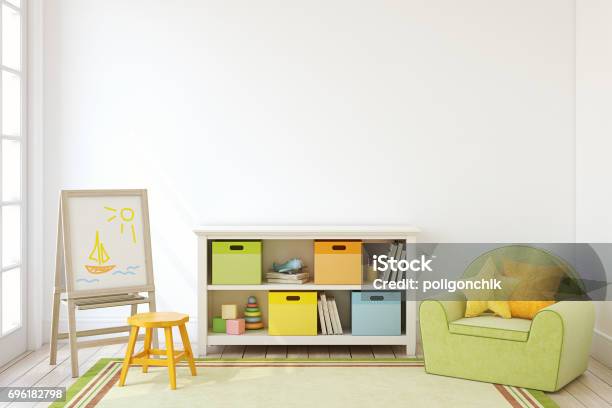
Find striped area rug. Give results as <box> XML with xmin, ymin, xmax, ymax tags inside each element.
<box><xmin>52</xmin><ymin>359</ymin><xmax>557</xmax><ymax>408</ymax></box>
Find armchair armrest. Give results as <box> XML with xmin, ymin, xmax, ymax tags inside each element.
<box><xmin>533</xmin><ymin>301</ymin><xmax>595</xmax><ymax>389</ymax></box>
<box><xmin>420</xmin><ymin>292</ymin><xmax>466</xmax><ymax>324</ymax></box>
<box><xmin>419</xmin><ymin>293</ymin><xmax>467</xmax><ymax>368</ymax></box>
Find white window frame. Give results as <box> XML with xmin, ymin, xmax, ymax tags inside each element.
<box><xmin>0</xmin><ymin>0</ymin><xmax>27</xmax><ymax>339</ymax></box>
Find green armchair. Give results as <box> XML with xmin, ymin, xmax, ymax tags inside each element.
<box><xmin>419</xmin><ymin>246</ymin><xmax>595</xmax><ymax>392</ymax></box>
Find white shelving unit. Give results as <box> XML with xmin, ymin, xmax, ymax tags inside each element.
<box><xmin>195</xmin><ymin>226</ymin><xmax>420</xmax><ymax>357</ymax></box>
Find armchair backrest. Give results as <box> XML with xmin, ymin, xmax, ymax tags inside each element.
<box><xmin>461</xmin><ymin>245</ymin><xmax>586</xmax><ymax>300</ymax></box>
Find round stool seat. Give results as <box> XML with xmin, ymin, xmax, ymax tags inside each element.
<box><xmin>128</xmin><ymin>312</ymin><xmax>189</xmax><ymax>328</ymax></box>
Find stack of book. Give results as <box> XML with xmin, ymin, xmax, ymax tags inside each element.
<box><xmin>381</xmin><ymin>242</ymin><xmax>407</xmax><ymax>283</ymax></box>
<box><xmin>265</xmin><ymin>270</ymin><xmax>309</xmax><ymax>284</ymax></box>
<box><xmin>317</xmin><ymin>293</ymin><xmax>343</xmax><ymax>335</ymax></box>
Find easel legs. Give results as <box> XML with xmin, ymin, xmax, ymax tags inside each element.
<box><xmin>129</xmin><ymin>296</ymin><xmax>160</xmax><ymax>350</ymax></box>
<box><xmin>148</xmin><ymin>292</ymin><xmax>159</xmax><ymax>349</ymax></box>
<box><xmin>49</xmin><ymin>293</ymin><xmax>61</xmax><ymax>365</ymax></box>
<box><xmin>67</xmin><ymin>300</ymin><xmax>79</xmax><ymax>378</ymax></box>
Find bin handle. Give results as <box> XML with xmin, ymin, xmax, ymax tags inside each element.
<box><xmin>229</xmin><ymin>245</ymin><xmax>244</xmax><ymax>251</ymax></box>
<box><xmin>286</xmin><ymin>296</ymin><xmax>301</xmax><ymax>301</ymax></box>
<box><xmin>370</xmin><ymin>295</ymin><xmax>384</xmax><ymax>301</ymax></box>
<box><xmin>332</xmin><ymin>245</ymin><xmax>347</xmax><ymax>251</ymax></box>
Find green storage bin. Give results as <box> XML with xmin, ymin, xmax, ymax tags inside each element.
<box><xmin>212</xmin><ymin>241</ymin><xmax>262</xmax><ymax>284</ymax></box>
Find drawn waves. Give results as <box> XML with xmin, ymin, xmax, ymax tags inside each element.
<box><xmin>76</xmin><ymin>278</ymin><xmax>100</xmax><ymax>284</ymax></box>
<box><xmin>112</xmin><ymin>265</ymin><xmax>140</xmax><ymax>276</ymax></box>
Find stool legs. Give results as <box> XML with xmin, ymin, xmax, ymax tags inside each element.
<box><xmin>165</xmin><ymin>327</ymin><xmax>177</xmax><ymax>390</ymax></box>
<box><xmin>178</xmin><ymin>324</ymin><xmax>197</xmax><ymax>376</ymax></box>
<box><xmin>118</xmin><ymin>323</ymin><xmax>194</xmax><ymax>389</ymax></box>
<box><xmin>119</xmin><ymin>326</ymin><xmax>139</xmax><ymax>387</ymax></box>
<box><xmin>142</xmin><ymin>328</ymin><xmax>153</xmax><ymax>373</ymax></box>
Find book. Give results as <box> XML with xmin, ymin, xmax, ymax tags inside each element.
<box><xmin>395</xmin><ymin>242</ymin><xmax>404</xmax><ymax>260</ymax></box>
<box><xmin>392</xmin><ymin>242</ymin><xmax>404</xmax><ymax>281</ymax></box>
<box><xmin>327</xmin><ymin>298</ymin><xmax>339</xmax><ymax>334</ymax></box>
<box><xmin>387</xmin><ymin>243</ymin><xmax>397</xmax><ymax>259</ymax></box>
<box><xmin>317</xmin><ymin>299</ymin><xmax>327</xmax><ymax>335</ymax></box>
<box><xmin>330</xmin><ymin>298</ymin><xmax>343</xmax><ymax>335</ymax></box>
<box><xmin>397</xmin><ymin>249</ymin><xmax>407</xmax><ymax>282</ymax></box>
<box><xmin>265</xmin><ymin>271</ymin><xmax>309</xmax><ymax>280</ymax></box>
<box><xmin>266</xmin><ymin>278</ymin><xmax>309</xmax><ymax>284</ymax></box>
<box><xmin>320</xmin><ymin>293</ymin><xmax>332</xmax><ymax>335</ymax></box>
<box><xmin>382</xmin><ymin>242</ymin><xmax>396</xmax><ymax>282</ymax></box>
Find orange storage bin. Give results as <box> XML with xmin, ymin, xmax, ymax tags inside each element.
<box><xmin>314</xmin><ymin>241</ymin><xmax>362</xmax><ymax>284</ymax></box>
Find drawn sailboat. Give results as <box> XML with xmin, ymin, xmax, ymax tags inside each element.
<box><xmin>85</xmin><ymin>231</ymin><xmax>116</xmax><ymax>274</ymax></box>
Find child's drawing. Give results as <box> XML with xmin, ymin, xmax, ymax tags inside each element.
<box><xmin>85</xmin><ymin>230</ymin><xmax>116</xmax><ymax>274</ymax></box>
<box><xmin>105</xmin><ymin>206</ymin><xmax>138</xmax><ymax>243</ymax></box>
<box><xmin>70</xmin><ymin>194</ymin><xmax>147</xmax><ymax>292</ymax></box>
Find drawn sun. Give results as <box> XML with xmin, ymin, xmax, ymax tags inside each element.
<box><xmin>105</xmin><ymin>206</ymin><xmax>137</xmax><ymax>243</ymax></box>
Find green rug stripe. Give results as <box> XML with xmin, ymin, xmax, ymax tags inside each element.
<box><xmin>50</xmin><ymin>358</ymin><xmax>115</xmax><ymax>408</ymax></box>
<box><xmin>527</xmin><ymin>389</ymin><xmax>559</xmax><ymax>408</ymax></box>
<box><xmin>76</xmin><ymin>362</ymin><xmax>121</xmax><ymax>408</ymax></box>
<box><xmin>507</xmin><ymin>386</ymin><xmax>530</xmax><ymax>408</ymax></box>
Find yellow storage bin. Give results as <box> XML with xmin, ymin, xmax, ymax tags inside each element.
<box><xmin>314</xmin><ymin>241</ymin><xmax>362</xmax><ymax>284</ymax></box>
<box><xmin>268</xmin><ymin>292</ymin><xmax>317</xmax><ymax>336</ymax></box>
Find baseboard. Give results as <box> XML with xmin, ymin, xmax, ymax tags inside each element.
<box><xmin>591</xmin><ymin>329</ymin><xmax>612</xmax><ymax>367</ymax></box>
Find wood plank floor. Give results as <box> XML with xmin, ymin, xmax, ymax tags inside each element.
<box><xmin>0</xmin><ymin>343</ymin><xmax>609</xmax><ymax>407</ymax></box>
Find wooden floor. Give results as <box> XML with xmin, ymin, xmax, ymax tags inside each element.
<box><xmin>0</xmin><ymin>342</ymin><xmax>610</xmax><ymax>407</ymax></box>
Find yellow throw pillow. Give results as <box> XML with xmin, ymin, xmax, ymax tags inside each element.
<box><xmin>462</xmin><ymin>257</ymin><xmax>512</xmax><ymax>319</ymax></box>
<box><xmin>502</xmin><ymin>258</ymin><xmax>561</xmax><ymax>319</ymax></box>
<box><xmin>465</xmin><ymin>300</ymin><xmax>512</xmax><ymax>319</ymax></box>
<box><xmin>508</xmin><ymin>300</ymin><xmax>555</xmax><ymax>319</ymax></box>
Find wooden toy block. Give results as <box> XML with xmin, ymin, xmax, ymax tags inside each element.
<box><xmin>226</xmin><ymin>319</ymin><xmax>246</xmax><ymax>335</ymax></box>
<box><xmin>222</xmin><ymin>304</ymin><xmax>238</xmax><ymax>320</ymax></box>
<box><xmin>212</xmin><ymin>316</ymin><xmax>226</xmax><ymax>333</ymax></box>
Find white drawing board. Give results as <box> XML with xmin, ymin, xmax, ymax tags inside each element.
<box><xmin>61</xmin><ymin>190</ymin><xmax>154</xmax><ymax>296</ymax></box>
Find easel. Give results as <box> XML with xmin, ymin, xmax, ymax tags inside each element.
<box><xmin>49</xmin><ymin>190</ymin><xmax>158</xmax><ymax>378</ymax></box>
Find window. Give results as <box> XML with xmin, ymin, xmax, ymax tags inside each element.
<box><xmin>0</xmin><ymin>0</ymin><xmax>23</xmax><ymax>336</ymax></box>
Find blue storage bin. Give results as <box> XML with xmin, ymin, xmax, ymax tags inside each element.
<box><xmin>351</xmin><ymin>291</ymin><xmax>401</xmax><ymax>336</ymax></box>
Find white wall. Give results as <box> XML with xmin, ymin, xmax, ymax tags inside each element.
<box><xmin>576</xmin><ymin>0</ymin><xmax>612</xmax><ymax>366</ymax></box>
<box><xmin>42</xmin><ymin>0</ymin><xmax>576</xmax><ymax>340</ymax></box>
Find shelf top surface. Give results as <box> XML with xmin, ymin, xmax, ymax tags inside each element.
<box><xmin>207</xmin><ymin>282</ymin><xmax>370</xmax><ymax>290</ymax></box>
<box><xmin>194</xmin><ymin>225</ymin><xmax>420</xmax><ymax>236</ymax></box>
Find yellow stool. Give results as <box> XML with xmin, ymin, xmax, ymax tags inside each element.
<box><xmin>119</xmin><ymin>312</ymin><xmax>196</xmax><ymax>390</ymax></box>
